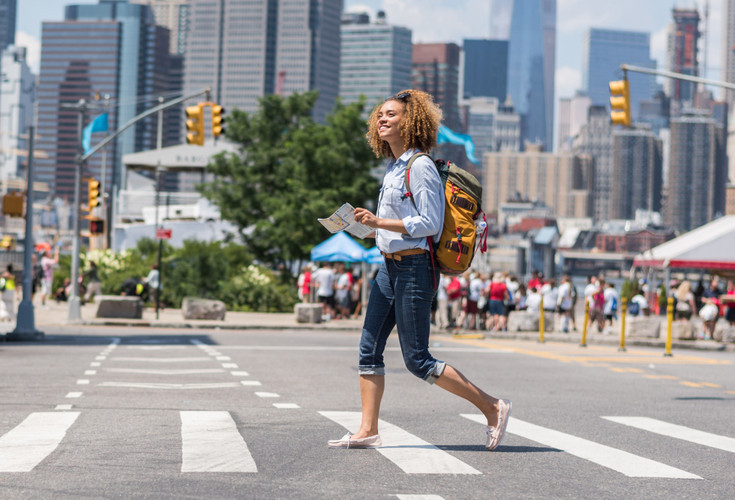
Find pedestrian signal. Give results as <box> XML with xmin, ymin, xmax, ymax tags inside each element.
<box><xmin>89</xmin><ymin>218</ymin><xmax>105</xmax><ymax>235</ymax></box>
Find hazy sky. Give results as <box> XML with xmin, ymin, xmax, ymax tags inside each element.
<box><xmin>16</xmin><ymin>0</ymin><xmax>724</xmax><ymax>100</ymax></box>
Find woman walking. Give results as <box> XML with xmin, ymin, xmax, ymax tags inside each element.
<box><xmin>328</xmin><ymin>89</ymin><xmax>511</xmax><ymax>451</ymax></box>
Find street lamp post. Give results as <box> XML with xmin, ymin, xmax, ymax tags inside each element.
<box><xmin>7</xmin><ymin>126</ymin><xmax>43</xmax><ymax>341</ymax></box>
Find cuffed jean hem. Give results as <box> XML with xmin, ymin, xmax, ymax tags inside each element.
<box><xmin>423</xmin><ymin>361</ymin><xmax>446</xmax><ymax>385</ymax></box>
<box><xmin>358</xmin><ymin>365</ymin><xmax>386</xmax><ymax>376</ymax></box>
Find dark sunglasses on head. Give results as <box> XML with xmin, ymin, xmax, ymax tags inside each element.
<box><xmin>385</xmin><ymin>91</ymin><xmax>410</xmax><ymax>102</ymax></box>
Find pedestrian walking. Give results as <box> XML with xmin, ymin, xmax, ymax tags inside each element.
<box><xmin>40</xmin><ymin>245</ymin><xmax>59</xmax><ymax>307</ymax></box>
<box><xmin>328</xmin><ymin>89</ymin><xmax>511</xmax><ymax>451</ymax></box>
<box><xmin>0</xmin><ymin>264</ymin><xmax>16</xmax><ymax>322</ymax></box>
<box><xmin>84</xmin><ymin>261</ymin><xmax>102</xmax><ymax>304</ymax></box>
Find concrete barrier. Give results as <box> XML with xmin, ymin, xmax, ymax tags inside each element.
<box><xmin>95</xmin><ymin>295</ymin><xmax>143</xmax><ymax>319</ymax></box>
<box><xmin>626</xmin><ymin>316</ymin><xmax>662</xmax><ymax>338</ymax></box>
<box><xmin>507</xmin><ymin>310</ymin><xmax>554</xmax><ymax>332</ymax></box>
<box><xmin>295</xmin><ymin>303</ymin><xmax>322</xmax><ymax>323</ymax></box>
<box><xmin>182</xmin><ymin>297</ymin><xmax>226</xmax><ymax>320</ymax></box>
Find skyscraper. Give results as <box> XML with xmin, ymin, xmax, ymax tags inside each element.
<box><xmin>36</xmin><ymin>0</ymin><xmax>178</xmax><ymax>198</ymax></box>
<box><xmin>131</xmin><ymin>0</ymin><xmax>189</xmax><ymax>55</ymax></box>
<box><xmin>665</xmin><ymin>112</ymin><xmax>726</xmax><ymax>232</ymax></box>
<box><xmin>339</xmin><ymin>11</ymin><xmax>412</xmax><ymax>109</ymax></box>
<box><xmin>572</xmin><ymin>106</ymin><xmax>613</xmax><ymax>222</ymax></box>
<box><xmin>557</xmin><ymin>91</ymin><xmax>591</xmax><ymax>152</ymax></box>
<box><xmin>666</xmin><ymin>8</ymin><xmax>700</xmax><ymax>105</ymax></box>
<box><xmin>491</xmin><ymin>0</ymin><xmax>556</xmax><ymax>151</ymax></box>
<box><xmin>0</xmin><ymin>46</ymin><xmax>34</xmax><ymax>180</ymax></box>
<box><xmin>722</xmin><ymin>0</ymin><xmax>735</xmax><ymax>106</ymax></box>
<box><xmin>610</xmin><ymin>128</ymin><xmax>663</xmax><ymax>220</ymax></box>
<box><xmin>184</xmin><ymin>0</ymin><xmax>342</xmax><ymax>123</ymax></box>
<box><xmin>462</xmin><ymin>39</ymin><xmax>507</xmax><ymax>101</ymax></box>
<box><xmin>412</xmin><ymin>43</ymin><xmax>461</xmax><ymax>129</ymax></box>
<box><xmin>0</xmin><ymin>0</ymin><xmax>16</xmax><ymax>51</ymax></box>
<box><xmin>582</xmin><ymin>28</ymin><xmax>656</xmax><ymax>121</ymax></box>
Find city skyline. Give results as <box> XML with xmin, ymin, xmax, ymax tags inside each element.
<box><xmin>16</xmin><ymin>0</ymin><xmax>722</xmax><ymax>102</ymax></box>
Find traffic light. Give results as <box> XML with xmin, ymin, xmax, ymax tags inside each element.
<box><xmin>211</xmin><ymin>104</ymin><xmax>226</xmax><ymax>137</ymax></box>
<box><xmin>609</xmin><ymin>78</ymin><xmax>631</xmax><ymax>127</ymax></box>
<box><xmin>88</xmin><ymin>178</ymin><xmax>101</xmax><ymax>209</ymax></box>
<box><xmin>185</xmin><ymin>104</ymin><xmax>205</xmax><ymax>145</ymax></box>
<box><xmin>89</xmin><ymin>218</ymin><xmax>105</xmax><ymax>235</ymax></box>
<box><xmin>2</xmin><ymin>192</ymin><xmax>24</xmax><ymax>216</ymax></box>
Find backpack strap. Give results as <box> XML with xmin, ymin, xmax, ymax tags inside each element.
<box><xmin>402</xmin><ymin>152</ymin><xmax>438</xmax><ymax>290</ymax></box>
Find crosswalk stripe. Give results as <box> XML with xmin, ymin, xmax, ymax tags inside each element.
<box><xmin>98</xmin><ymin>382</ymin><xmax>240</xmax><ymax>390</ymax></box>
<box><xmin>105</xmin><ymin>368</ymin><xmax>226</xmax><ymax>375</ymax></box>
<box><xmin>0</xmin><ymin>412</ymin><xmax>80</xmax><ymax>472</ymax></box>
<box><xmin>461</xmin><ymin>414</ymin><xmax>701</xmax><ymax>479</ymax></box>
<box><xmin>180</xmin><ymin>411</ymin><xmax>257</xmax><ymax>472</ymax></box>
<box><xmin>320</xmin><ymin>411</ymin><xmax>480</xmax><ymax>475</ymax></box>
<box><xmin>111</xmin><ymin>357</ymin><xmax>211</xmax><ymax>362</ymax></box>
<box><xmin>602</xmin><ymin>416</ymin><xmax>735</xmax><ymax>454</ymax></box>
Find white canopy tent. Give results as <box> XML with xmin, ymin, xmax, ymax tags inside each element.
<box><xmin>633</xmin><ymin>215</ymin><xmax>735</xmax><ymax>283</ymax></box>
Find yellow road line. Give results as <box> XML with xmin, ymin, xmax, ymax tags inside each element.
<box><xmin>644</xmin><ymin>375</ymin><xmax>679</xmax><ymax>380</ymax></box>
<box><xmin>680</xmin><ymin>381</ymin><xmax>703</xmax><ymax>388</ymax></box>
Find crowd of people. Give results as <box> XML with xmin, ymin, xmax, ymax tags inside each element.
<box><xmin>297</xmin><ymin>264</ymin><xmax>735</xmax><ymax>337</ymax></box>
<box><xmin>297</xmin><ymin>262</ymin><xmax>363</xmax><ymax>321</ymax></box>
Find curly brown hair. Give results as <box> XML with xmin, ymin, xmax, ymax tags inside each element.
<box><xmin>366</xmin><ymin>89</ymin><xmax>443</xmax><ymax>159</ymax></box>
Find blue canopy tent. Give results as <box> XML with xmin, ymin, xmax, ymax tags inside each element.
<box><xmin>310</xmin><ymin>233</ymin><xmax>385</xmax><ymax>312</ymax></box>
<box><xmin>310</xmin><ymin>231</ymin><xmax>368</xmax><ymax>262</ymax></box>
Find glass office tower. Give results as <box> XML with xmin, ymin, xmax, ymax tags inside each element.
<box><xmin>492</xmin><ymin>0</ymin><xmax>555</xmax><ymax>151</ymax></box>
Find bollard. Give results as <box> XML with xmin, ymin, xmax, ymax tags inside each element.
<box><xmin>664</xmin><ymin>296</ymin><xmax>674</xmax><ymax>357</ymax></box>
<box><xmin>539</xmin><ymin>296</ymin><xmax>545</xmax><ymax>343</ymax></box>
<box><xmin>580</xmin><ymin>301</ymin><xmax>589</xmax><ymax>347</ymax></box>
<box><xmin>618</xmin><ymin>298</ymin><xmax>627</xmax><ymax>352</ymax></box>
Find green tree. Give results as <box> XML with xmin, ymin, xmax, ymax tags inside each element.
<box><xmin>200</xmin><ymin>92</ymin><xmax>380</xmax><ymax>271</ymax></box>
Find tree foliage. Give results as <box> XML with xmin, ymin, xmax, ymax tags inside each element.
<box><xmin>200</xmin><ymin>92</ymin><xmax>380</xmax><ymax>270</ymax></box>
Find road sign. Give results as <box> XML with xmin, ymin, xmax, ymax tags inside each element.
<box><xmin>156</xmin><ymin>228</ymin><xmax>172</xmax><ymax>240</ymax></box>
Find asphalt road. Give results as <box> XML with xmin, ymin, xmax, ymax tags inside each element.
<box><xmin>1</xmin><ymin>325</ymin><xmax>733</xmax><ymax>499</ymax></box>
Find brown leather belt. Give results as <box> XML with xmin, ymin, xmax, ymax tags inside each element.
<box><xmin>381</xmin><ymin>248</ymin><xmax>427</xmax><ymax>261</ymax></box>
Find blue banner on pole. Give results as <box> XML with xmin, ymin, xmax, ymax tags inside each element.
<box><xmin>437</xmin><ymin>124</ymin><xmax>478</xmax><ymax>164</ymax></box>
<box><xmin>82</xmin><ymin>112</ymin><xmax>109</xmax><ymax>154</ymax></box>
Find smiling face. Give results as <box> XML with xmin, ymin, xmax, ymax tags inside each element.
<box><xmin>377</xmin><ymin>99</ymin><xmax>405</xmax><ymax>152</ymax></box>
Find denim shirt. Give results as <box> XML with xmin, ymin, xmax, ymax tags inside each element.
<box><xmin>375</xmin><ymin>148</ymin><xmax>444</xmax><ymax>253</ymax></box>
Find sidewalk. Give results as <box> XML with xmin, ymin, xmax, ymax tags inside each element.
<box><xmin>0</xmin><ymin>300</ymin><xmax>731</xmax><ymax>351</ymax></box>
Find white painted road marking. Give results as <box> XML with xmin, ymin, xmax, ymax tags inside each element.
<box><xmin>105</xmin><ymin>368</ymin><xmax>226</xmax><ymax>375</ymax></box>
<box><xmin>602</xmin><ymin>416</ymin><xmax>735</xmax><ymax>454</ymax></box>
<box><xmin>55</xmin><ymin>405</ymin><xmax>73</xmax><ymax>411</ymax></box>
<box><xmin>273</xmin><ymin>403</ymin><xmax>300</xmax><ymax>409</ymax></box>
<box><xmin>320</xmin><ymin>411</ymin><xmax>480</xmax><ymax>475</ymax></box>
<box><xmin>110</xmin><ymin>357</ymin><xmax>211</xmax><ymax>363</ymax></box>
<box><xmin>461</xmin><ymin>414</ymin><xmax>701</xmax><ymax>479</ymax></box>
<box><xmin>65</xmin><ymin>392</ymin><xmax>83</xmax><ymax>398</ymax></box>
<box><xmin>222</xmin><ymin>363</ymin><xmax>238</xmax><ymax>369</ymax></box>
<box><xmin>180</xmin><ymin>411</ymin><xmax>257</xmax><ymax>472</ymax></box>
<box><xmin>240</xmin><ymin>381</ymin><xmax>262</xmax><ymax>386</ymax></box>
<box><xmin>0</xmin><ymin>412</ymin><xmax>80</xmax><ymax>472</ymax></box>
<box><xmin>255</xmin><ymin>392</ymin><xmax>280</xmax><ymax>398</ymax></box>
<box><xmin>395</xmin><ymin>496</ymin><xmax>445</xmax><ymax>500</ymax></box>
<box><xmin>230</xmin><ymin>371</ymin><xmax>250</xmax><ymax>377</ymax></box>
<box><xmin>98</xmin><ymin>382</ymin><xmax>241</xmax><ymax>390</ymax></box>
<box><xmin>77</xmin><ymin>380</ymin><xmax>90</xmax><ymax>385</ymax></box>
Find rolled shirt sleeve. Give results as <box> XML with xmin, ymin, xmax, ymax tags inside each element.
<box><xmin>401</xmin><ymin>155</ymin><xmax>443</xmax><ymax>239</ymax></box>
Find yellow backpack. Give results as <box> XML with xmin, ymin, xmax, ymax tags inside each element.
<box><xmin>404</xmin><ymin>153</ymin><xmax>487</xmax><ymax>276</ymax></box>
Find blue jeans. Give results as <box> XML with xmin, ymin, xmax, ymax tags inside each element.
<box><xmin>358</xmin><ymin>252</ymin><xmax>445</xmax><ymax>383</ymax></box>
